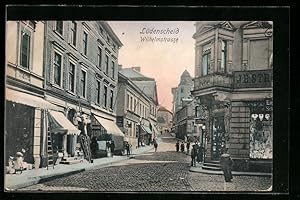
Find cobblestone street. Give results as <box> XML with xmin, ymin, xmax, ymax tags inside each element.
<box><xmin>19</xmin><ymin>134</ymin><xmax>272</xmax><ymax>192</ymax></box>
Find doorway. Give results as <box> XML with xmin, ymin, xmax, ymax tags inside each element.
<box><xmin>211</xmin><ymin>114</ymin><xmax>225</xmax><ymax>160</ymax></box>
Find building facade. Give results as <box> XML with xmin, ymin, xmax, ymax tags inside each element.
<box><xmin>118</xmin><ymin>66</ymin><xmax>159</xmax><ymax>147</ymax></box>
<box><xmin>157</xmin><ymin>106</ymin><xmax>173</xmax><ymax>134</ymax></box>
<box><xmin>192</xmin><ymin>21</ymin><xmax>273</xmax><ymax>172</ymax></box>
<box><xmin>43</xmin><ymin>21</ymin><xmax>123</xmax><ymax>159</ymax></box>
<box><xmin>5</xmin><ymin>21</ymin><xmax>63</xmax><ymax>167</ymax></box>
<box><xmin>171</xmin><ymin>70</ymin><xmax>194</xmax><ymax>139</ymax></box>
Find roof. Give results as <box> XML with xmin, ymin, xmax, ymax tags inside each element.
<box><xmin>158</xmin><ymin>106</ymin><xmax>172</xmax><ymax>114</ymax></box>
<box><xmin>120</xmin><ymin>68</ymin><xmax>154</xmax><ymax>81</ymax></box>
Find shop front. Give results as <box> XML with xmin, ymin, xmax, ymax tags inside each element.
<box><xmin>47</xmin><ymin>110</ymin><xmax>81</xmax><ymax>159</ymax></box>
<box><xmin>91</xmin><ymin>114</ymin><xmax>125</xmax><ymax>156</ymax></box>
<box><xmin>140</xmin><ymin>124</ymin><xmax>152</xmax><ymax>145</ymax></box>
<box><xmin>5</xmin><ymin>88</ymin><xmax>60</xmax><ymax>168</ymax></box>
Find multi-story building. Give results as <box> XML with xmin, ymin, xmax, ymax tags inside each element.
<box><xmin>5</xmin><ymin>21</ymin><xmax>63</xmax><ymax>168</ymax></box>
<box><xmin>192</xmin><ymin>21</ymin><xmax>273</xmax><ymax>172</ymax></box>
<box><xmin>43</xmin><ymin>21</ymin><xmax>123</xmax><ymax>159</ymax></box>
<box><xmin>171</xmin><ymin>70</ymin><xmax>194</xmax><ymax>139</ymax></box>
<box><xmin>157</xmin><ymin>106</ymin><xmax>173</xmax><ymax>134</ymax></box>
<box><xmin>118</xmin><ymin>66</ymin><xmax>159</xmax><ymax>146</ymax></box>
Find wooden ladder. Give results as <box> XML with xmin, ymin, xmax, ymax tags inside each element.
<box><xmin>47</xmin><ymin>128</ymin><xmax>55</xmax><ymax>169</ymax></box>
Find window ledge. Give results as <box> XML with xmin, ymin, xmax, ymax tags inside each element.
<box><xmin>53</xmin><ymin>30</ymin><xmax>64</xmax><ymax>40</ymax></box>
<box><xmin>66</xmin><ymin>90</ymin><xmax>76</xmax><ymax>96</ymax></box>
<box><xmin>50</xmin><ymin>83</ymin><xmax>64</xmax><ymax>90</ymax></box>
<box><xmin>68</xmin><ymin>43</ymin><xmax>77</xmax><ymax>51</ymax></box>
<box><xmin>81</xmin><ymin>53</ymin><xmax>88</xmax><ymax>59</ymax></box>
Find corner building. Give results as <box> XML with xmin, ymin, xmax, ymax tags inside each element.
<box><xmin>192</xmin><ymin>21</ymin><xmax>273</xmax><ymax>172</ymax></box>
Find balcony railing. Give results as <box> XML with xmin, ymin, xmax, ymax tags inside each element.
<box><xmin>194</xmin><ymin>73</ymin><xmax>232</xmax><ymax>90</ymax></box>
<box><xmin>193</xmin><ymin>69</ymin><xmax>273</xmax><ymax>91</ymax></box>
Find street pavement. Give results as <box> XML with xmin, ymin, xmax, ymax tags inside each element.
<box><xmin>16</xmin><ymin>132</ymin><xmax>272</xmax><ymax>192</ymax></box>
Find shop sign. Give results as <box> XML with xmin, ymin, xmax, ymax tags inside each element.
<box><xmin>234</xmin><ymin>70</ymin><xmax>272</xmax><ymax>88</ymax></box>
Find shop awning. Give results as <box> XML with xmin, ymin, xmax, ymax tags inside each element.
<box><xmin>141</xmin><ymin>125</ymin><xmax>152</xmax><ymax>135</ymax></box>
<box><xmin>150</xmin><ymin>123</ymin><xmax>159</xmax><ymax>136</ymax></box>
<box><xmin>48</xmin><ymin>111</ymin><xmax>81</xmax><ymax>135</ymax></box>
<box><xmin>6</xmin><ymin>88</ymin><xmax>59</xmax><ymax>110</ymax></box>
<box><xmin>94</xmin><ymin>115</ymin><xmax>125</xmax><ymax>137</ymax></box>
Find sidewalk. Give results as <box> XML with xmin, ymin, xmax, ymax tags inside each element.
<box><xmin>189</xmin><ymin>164</ymin><xmax>272</xmax><ymax>177</ymax></box>
<box><xmin>5</xmin><ymin>145</ymin><xmax>154</xmax><ymax>191</ymax></box>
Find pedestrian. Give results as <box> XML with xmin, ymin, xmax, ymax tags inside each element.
<box><xmin>175</xmin><ymin>140</ymin><xmax>180</xmax><ymax>152</ymax></box>
<box><xmin>125</xmin><ymin>142</ymin><xmax>130</xmax><ymax>156</ymax></box>
<box><xmin>180</xmin><ymin>142</ymin><xmax>185</xmax><ymax>152</ymax></box>
<box><xmin>220</xmin><ymin>148</ymin><xmax>233</xmax><ymax>182</ymax></box>
<box><xmin>191</xmin><ymin>145</ymin><xmax>197</xmax><ymax>167</ymax></box>
<box><xmin>110</xmin><ymin>140</ymin><xmax>115</xmax><ymax>157</ymax></box>
<box><xmin>154</xmin><ymin>141</ymin><xmax>158</xmax><ymax>152</ymax></box>
<box><xmin>186</xmin><ymin>142</ymin><xmax>190</xmax><ymax>154</ymax></box>
<box><xmin>197</xmin><ymin>145</ymin><xmax>204</xmax><ymax>163</ymax></box>
<box><xmin>90</xmin><ymin>137</ymin><xmax>98</xmax><ymax>159</ymax></box>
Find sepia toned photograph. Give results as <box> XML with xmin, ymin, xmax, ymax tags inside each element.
<box><xmin>4</xmin><ymin>10</ymin><xmax>278</xmax><ymax>193</ymax></box>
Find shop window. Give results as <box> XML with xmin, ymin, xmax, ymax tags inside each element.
<box><xmin>249</xmin><ymin>112</ymin><xmax>272</xmax><ymax>159</ymax></box>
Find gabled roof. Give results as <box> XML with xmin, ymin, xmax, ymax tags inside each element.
<box><xmin>158</xmin><ymin>106</ymin><xmax>172</xmax><ymax>114</ymax></box>
<box><xmin>120</xmin><ymin>68</ymin><xmax>154</xmax><ymax>81</ymax></box>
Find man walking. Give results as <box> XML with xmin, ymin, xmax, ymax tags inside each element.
<box><xmin>110</xmin><ymin>140</ymin><xmax>115</xmax><ymax>157</ymax></box>
<box><xmin>191</xmin><ymin>145</ymin><xmax>197</xmax><ymax>167</ymax></box>
<box><xmin>175</xmin><ymin>140</ymin><xmax>180</xmax><ymax>152</ymax></box>
<box><xmin>154</xmin><ymin>140</ymin><xmax>158</xmax><ymax>152</ymax></box>
<box><xmin>220</xmin><ymin>148</ymin><xmax>233</xmax><ymax>182</ymax></box>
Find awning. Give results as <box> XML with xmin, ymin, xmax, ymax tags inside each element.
<box><xmin>48</xmin><ymin>110</ymin><xmax>81</xmax><ymax>135</ymax></box>
<box><xmin>150</xmin><ymin>123</ymin><xmax>159</xmax><ymax>136</ymax></box>
<box><xmin>94</xmin><ymin>115</ymin><xmax>125</xmax><ymax>137</ymax></box>
<box><xmin>6</xmin><ymin>88</ymin><xmax>59</xmax><ymax>110</ymax></box>
<box><xmin>141</xmin><ymin>125</ymin><xmax>152</xmax><ymax>135</ymax></box>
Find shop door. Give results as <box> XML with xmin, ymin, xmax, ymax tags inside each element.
<box><xmin>212</xmin><ymin>115</ymin><xmax>225</xmax><ymax>160</ymax></box>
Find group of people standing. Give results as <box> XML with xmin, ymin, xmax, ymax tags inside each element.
<box><xmin>175</xmin><ymin>140</ymin><xmax>204</xmax><ymax>166</ymax></box>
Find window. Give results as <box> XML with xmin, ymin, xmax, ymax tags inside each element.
<box><xmin>56</xmin><ymin>21</ymin><xmax>63</xmax><ymax>35</ymax></box>
<box><xmin>54</xmin><ymin>52</ymin><xmax>62</xmax><ymax>86</ymax></box>
<box><xmin>105</xmin><ymin>55</ymin><xmax>109</xmax><ymax>74</ymax></box>
<box><xmin>134</xmin><ymin>99</ymin><xmax>136</xmax><ymax>112</ymax></box>
<box><xmin>20</xmin><ymin>31</ymin><xmax>31</xmax><ymax>69</ymax></box>
<box><xmin>107</xmin><ymin>36</ymin><xmax>110</xmax><ymax>44</ymax></box>
<box><xmin>110</xmin><ymin>90</ymin><xmax>114</xmax><ymax>110</ymax></box>
<box><xmin>202</xmin><ymin>43</ymin><xmax>211</xmax><ymax>76</ymax></box>
<box><xmin>221</xmin><ymin>40</ymin><xmax>227</xmax><ymax>72</ymax></box>
<box><xmin>127</xmin><ymin>94</ymin><xmax>130</xmax><ymax>109</ymax></box>
<box><xmin>83</xmin><ymin>31</ymin><xmax>88</xmax><ymax>55</ymax></box>
<box><xmin>70</xmin><ymin>21</ymin><xmax>77</xmax><ymax>46</ymax></box>
<box><xmin>130</xmin><ymin>97</ymin><xmax>133</xmax><ymax>111</ymax></box>
<box><xmin>97</xmin><ymin>47</ymin><xmax>102</xmax><ymax>69</ymax></box>
<box><xmin>104</xmin><ymin>85</ymin><xmax>108</xmax><ymax>107</ymax></box>
<box><xmin>80</xmin><ymin>70</ymin><xmax>86</xmax><ymax>97</ymax></box>
<box><xmin>96</xmin><ymin>80</ymin><xmax>101</xmax><ymax>104</ymax></box>
<box><xmin>68</xmin><ymin>62</ymin><xmax>75</xmax><ymax>92</ymax></box>
<box><xmin>111</xmin><ymin>61</ymin><xmax>115</xmax><ymax>79</ymax></box>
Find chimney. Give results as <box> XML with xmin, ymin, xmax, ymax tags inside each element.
<box><xmin>118</xmin><ymin>64</ymin><xmax>122</xmax><ymax>71</ymax></box>
<box><xmin>132</xmin><ymin>66</ymin><xmax>141</xmax><ymax>72</ymax></box>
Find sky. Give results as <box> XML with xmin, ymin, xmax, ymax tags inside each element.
<box><xmin>108</xmin><ymin>21</ymin><xmax>195</xmax><ymax>112</ymax></box>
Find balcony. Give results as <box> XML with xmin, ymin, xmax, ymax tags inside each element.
<box><xmin>233</xmin><ymin>69</ymin><xmax>273</xmax><ymax>89</ymax></box>
<box><xmin>193</xmin><ymin>69</ymin><xmax>273</xmax><ymax>91</ymax></box>
<box><xmin>193</xmin><ymin>73</ymin><xmax>232</xmax><ymax>91</ymax></box>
